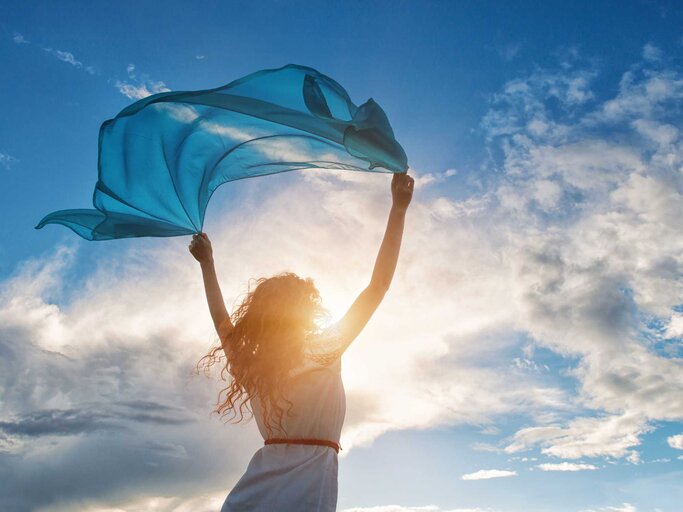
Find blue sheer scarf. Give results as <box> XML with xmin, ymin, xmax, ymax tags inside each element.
<box><xmin>36</xmin><ymin>64</ymin><xmax>408</xmax><ymax>240</ymax></box>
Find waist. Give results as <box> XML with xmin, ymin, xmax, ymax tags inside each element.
<box><xmin>264</xmin><ymin>437</ymin><xmax>342</xmax><ymax>453</ymax></box>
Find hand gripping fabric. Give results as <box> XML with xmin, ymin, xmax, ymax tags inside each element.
<box><xmin>35</xmin><ymin>64</ymin><xmax>408</xmax><ymax>240</ymax></box>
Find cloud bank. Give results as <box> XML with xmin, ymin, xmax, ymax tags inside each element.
<box><xmin>2</xmin><ymin>46</ymin><xmax>683</xmax><ymax>510</ymax></box>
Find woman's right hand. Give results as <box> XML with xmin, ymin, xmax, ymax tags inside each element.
<box><xmin>391</xmin><ymin>172</ymin><xmax>414</xmax><ymax>212</ymax></box>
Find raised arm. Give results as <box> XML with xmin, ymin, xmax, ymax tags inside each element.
<box><xmin>189</xmin><ymin>233</ymin><xmax>234</xmax><ymax>350</ymax></box>
<box><xmin>335</xmin><ymin>172</ymin><xmax>414</xmax><ymax>347</ymax></box>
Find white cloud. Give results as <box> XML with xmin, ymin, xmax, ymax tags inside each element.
<box><xmin>609</xmin><ymin>506</ymin><xmax>637</xmax><ymax>512</ymax></box>
<box><xmin>0</xmin><ymin>240</ymin><xmax>259</xmax><ymax>509</ymax></box>
<box><xmin>481</xmin><ymin>50</ymin><xmax>683</xmax><ymax>461</ymax></box>
<box><xmin>482</xmin><ymin>64</ymin><xmax>596</xmax><ymax>143</ymax></box>
<box><xmin>10</xmin><ymin>34</ymin><xmax>95</xmax><ymax>74</ymax></box>
<box><xmin>471</xmin><ymin>442</ymin><xmax>502</xmax><ymax>453</ymax></box>
<box><xmin>504</xmin><ymin>415</ymin><xmax>651</xmax><ymax>460</ymax></box>
<box><xmin>413</xmin><ymin>168</ymin><xmax>457</xmax><ymax>187</ymax></box>
<box><xmin>341</xmin><ymin>507</ymin><xmax>496</xmax><ymax>512</ymax></box>
<box><xmin>0</xmin><ymin>151</ymin><xmax>18</xmax><ymax>170</ymax></box>
<box><xmin>12</xmin><ymin>32</ymin><xmax>29</xmax><ymax>44</ymax></box>
<box><xmin>536</xmin><ymin>462</ymin><xmax>598</xmax><ymax>471</ymax></box>
<box><xmin>498</xmin><ymin>43</ymin><xmax>521</xmax><ymax>62</ymax></box>
<box><xmin>664</xmin><ymin>313</ymin><xmax>683</xmax><ymax>338</ymax></box>
<box><xmin>631</xmin><ymin>119</ymin><xmax>679</xmax><ymax>145</ymax></box>
<box><xmin>114</xmin><ymin>63</ymin><xmax>171</xmax><ymax>99</ymax></box>
<box><xmin>581</xmin><ymin>504</ymin><xmax>637</xmax><ymax>512</ymax></box>
<box><xmin>667</xmin><ymin>434</ymin><xmax>683</xmax><ymax>450</ymax></box>
<box><xmin>643</xmin><ymin>43</ymin><xmax>663</xmax><ymax>62</ymax></box>
<box><xmin>42</xmin><ymin>46</ymin><xmax>95</xmax><ymax>75</ymax></box>
<box><xmin>43</xmin><ymin>47</ymin><xmax>83</xmax><ymax>68</ymax></box>
<box><xmin>115</xmin><ymin>79</ymin><xmax>170</xmax><ymax>100</ymax></box>
<box><xmin>626</xmin><ymin>450</ymin><xmax>641</xmax><ymax>464</ymax></box>
<box><xmin>461</xmin><ymin>469</ymin><xmax>517</xmax><ymax>480</ymax></box>
<box><xmin>592</xmin><ymin>69</ymin><xmax>683</xmax><ymax>123</ymax></box>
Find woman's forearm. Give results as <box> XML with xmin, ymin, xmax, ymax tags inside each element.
<box><xmin>369</xmin><ymin>205</ymin><xmax>407</xmax><ymax>291</ymax></box>
<box><xmin>200</xmin><ymin>259</ymin><xmax>232</xmax><ymax>336</ymax></box>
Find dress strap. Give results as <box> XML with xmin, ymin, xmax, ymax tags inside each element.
<box><xmin>264</xmin><ymin>437</ymin><xmax>342</xmax><ymax>453</ymax></box>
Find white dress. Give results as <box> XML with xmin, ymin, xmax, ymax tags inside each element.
<box><xmin>220</xmin><ymin>324</ymin><xmax>347</xmax><ymax>512</ymax></box>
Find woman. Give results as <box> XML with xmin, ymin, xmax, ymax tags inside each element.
<box><xmin>189</xmin><ymin>172</ymin><xmax>414</xmax><ymax>511</ymax></box>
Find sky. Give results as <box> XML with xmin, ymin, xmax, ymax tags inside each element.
<box><xmin>1</xmin><ymin>1</ymin><xmax>683</xmax><ymax>511</ymax></box>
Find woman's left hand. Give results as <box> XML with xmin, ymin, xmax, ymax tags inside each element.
<box><xmin>189</xmin><ymin>233</ymin><xmax>213</xmax><ymax>264</ymax></box>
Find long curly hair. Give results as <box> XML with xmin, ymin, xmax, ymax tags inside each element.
<box><xmin>196</xmin><ymin>271</ymin><xmax>330</xmax><ymax>436</ymax></box>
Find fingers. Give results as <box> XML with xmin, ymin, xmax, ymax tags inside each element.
<box><xmin>392</xmin><ymin>171</ymin><xmax>408</xmax><ymax>185</ymax></box>
<box><xmin>189</xmin><ymin>234</ymin><xmax>199</xmax><ymax>252</ymax></box>
<box><xmin>393</xmin><ymin>173</ymin><xmax>414</xmax><ymax>190</ymax></box>
<box><xmin>189</xmin><ymin>233</ymin><xmax>210</xmax><ymax>255</ymax></box>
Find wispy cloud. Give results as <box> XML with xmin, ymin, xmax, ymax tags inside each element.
<box><xmin>43</xmin><ymin>47</ymin><xmax>82</xmax><ymax>67</ymax></box>
<box><xmin>461</xmin><ymin>469</ymin><xmax>517</xmax><ymax>480</ymax></box>
<box><xmin>11</xmin><ymin>32</ymin><xmax>95</xmax><ymax>75</ymax></box>
<box><xmin>471</xmin><ymin>441</ymin><xmax>503</xmax><ymax>453</ymax></box>
<box><xmin>414</xmin><ymin>168</ymin><xmax>457</xmax><ymax>187</ymax></box>
<box><xmin>114</xmin><ymin>62</ymin><xmax>170</xmax><ymax>99</ymax></box>
<box><xmin>43</xmin><ymin>47</ymin><xmax>95</xmax><ymax>75</ymax></box>
<box><xmin>536</xmin><ymin>462</ymin><xmax>598</xmax><ymax>471</ymax></box>
<box><xmin>498</xmin><ymin>43</ymin><xmax>521</xmax><ymax>62</ymax></box>
<box><xmin>642</xmin><ymin>43</ymin><xmax>663</xmax><ymax>61</ymax></box>
<box><xmin>581</xmin><ymin>504</ymin><xmax>637</xmax><ymax>512</ymax></box>
<box><xmin>114</xmin><ymin>79</ymin><xmax>170</xmax><ymax>99</ymax></box>
<box><xmin>12</xmin><ymin>32</ymin><xmax>29</xmax><ymax>44</ymax></box>
<box><xmin>0</xmin><ymin>151</ymin><xmax>18</xmax><ymax>170</ymax></box>
<box><xmin>504</xmin><ymin>415</ymin><xmax>652</xmax><ymax>460</ymax></box>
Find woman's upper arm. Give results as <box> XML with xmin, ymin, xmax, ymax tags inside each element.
<box><xmin>304</xmin><ymin>284</ymin><xmax>385</xmax><ymax>367</ymax></box>
<box><xmin>217</xmin><ymin>316</ymin><xmax>234</xmax><ymax>352</ymax></box>
<box><xmin>335</xmin><ymin>283</ymin><xmax>387</xmax><ymax>353</ymax></box>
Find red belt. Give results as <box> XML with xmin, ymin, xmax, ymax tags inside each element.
<box><xmin>264</xmin><ymin>438</ymin><xmax>342</xmax><ymax>453</ymax></box>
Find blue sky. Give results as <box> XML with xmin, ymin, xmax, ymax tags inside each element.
<box><xmin>1</xmin><ymin>1</ymin><xmax>683</xmax><ymax>511</ymax></box>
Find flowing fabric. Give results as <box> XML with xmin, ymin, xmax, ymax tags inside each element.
<box><xmin>35</xmin><ymin>64</ymin><xmax>408</xmax><ymax>240</ymax></box>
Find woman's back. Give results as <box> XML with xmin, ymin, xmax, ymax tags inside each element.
<box><xmin>253</xmin><ymin>355</ymin><xmax>346</xmax><ymax>442</ymax></box>
<box><xmin>221</xmin><ymin>330</ymin><xmax>346</xmax><ymax>512</ymax></box>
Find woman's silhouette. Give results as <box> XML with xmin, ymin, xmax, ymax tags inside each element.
<box><xmin>190</xmin><ymin>172</ymin><xmax>414</xmax><ymax>511</ymax></box>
